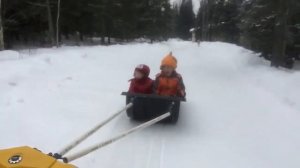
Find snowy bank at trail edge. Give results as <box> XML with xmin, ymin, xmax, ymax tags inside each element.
<box><xmin>0</xmin><ymin>40</ymin><xmax>300</xmax><ymax>168</ymax></box>
<box><xmin>0</xmin><ymin>50</ymin><xmax>20</xmax><ymax>61</ymax></box>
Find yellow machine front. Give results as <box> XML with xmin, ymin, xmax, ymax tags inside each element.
<box><xmin>0</xmin><ymin>146</ymin><xmax>76</xmax><ymax>168</ymax></box>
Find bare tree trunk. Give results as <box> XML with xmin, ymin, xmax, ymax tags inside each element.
<box><xmin>46</xmin><ymin>0</ymin><xmax>55</xmax><ymax>45</ymax></box>
<box><xmin>201</xmin><ymin>0</ymin><xmax>207</xmax><ymax>40</ymax></box>
<box><xmin>271</xmin><ymin>0</ymin><xmax>288</xmax><ymax>67</ymax></box>
<box><xmin>56</xmin><ymin>0</ymin><xmax>61</xmax><ymax>47</ymax></box>
<box><xmin>101</xmin><ymin>19</ymin><xmax>105</xmax><ymax>44</ymax></box>
<box><xmin>0</xmin><ymin>0</ymin><xmax>4</xmax><ymax>50</ymax></box>
<box><xmin>207</xmin><ymin>0</ymin><xmax>213</xmax><ymax>41</ymax></box>
<box><xmin>201</xmin><ymin>0</ymin><xmax>212</xmax><ymax>41</ymax></box>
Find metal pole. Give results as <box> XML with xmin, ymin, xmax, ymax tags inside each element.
<box><xmin>57</xmin><ymin>103</ymin><xmax>133</xmax><ymax>156</ymax></box>
<box><xmin>65</xmin><ymin>112</ymin><xmax>170</xmax><ymax>163</ymax></box>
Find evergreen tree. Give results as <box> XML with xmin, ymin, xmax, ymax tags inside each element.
<box><xmin>3</xmin><ymin>0</ymin><xmax>51</xmax><ymax>47</ymax></box>
<box><xmin>137</xmin><ymin>0</ymin><xmax>173</xmax><ymax>42</ymax></box>
<box><xmin>239</xmin><ymin>0</ymin><xmax>300</xmax><ymax>68</ymax></box>
<box><xmin>197</xmin><ymin>0</ymin><xmax>213</xmax><ymax>40</ymax></box>
<box><xmin>239</xmin><ymin>0</ymin><xmax>276</xmax><ymax>58</ymax></box>
<box><xmin>197</xmin><ymin>0</ymin><xmax>240</xmax><ymax>42</ymax></box>
<box><xmin>176</xmin><ymin>0</ymin><xmax>195</xmax><ymax>40</ymax></box>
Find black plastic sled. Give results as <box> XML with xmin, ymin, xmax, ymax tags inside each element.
<box><xmin>121</xmin><ymin>92</ymin><xmax>186</xmax><ymax>123</ymax></box>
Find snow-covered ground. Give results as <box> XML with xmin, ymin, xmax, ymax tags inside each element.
<box><xmin>1</xmin><ymin>40</ymin><xmax>300</xmax><ymax>168</ymax></box>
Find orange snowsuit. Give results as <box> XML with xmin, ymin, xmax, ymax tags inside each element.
<box><xmin>154</xmin><ymin>71</ymin><xmax>186</xmax><ymax>97</ymax></box>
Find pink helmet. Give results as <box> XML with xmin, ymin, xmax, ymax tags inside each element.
<box><xmin>135</xmin><ymin>64</ymin><xmax>150</xmax><ymax>77</ymax></box>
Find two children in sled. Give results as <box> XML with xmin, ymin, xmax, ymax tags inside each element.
<box><xmin>128</xmin><ymin>52</ymin><xmax>186</xmax><ymax>98</ymax></box>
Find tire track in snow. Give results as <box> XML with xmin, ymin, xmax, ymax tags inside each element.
<box><xmin>159</xmin><ymin>138</ymin><xmax>166</xmax><ymax>168</ymax></box>
<box><xmin>102</xmin><ymin>114</ymin><xmax>168</xmax><ymax>168</ymax></box>
<box><xmin>145</xmin><ymin>124</ymin><xmax>167</xmax><ymax>168</ymax></box>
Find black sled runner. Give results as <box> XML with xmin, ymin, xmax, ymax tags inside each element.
<box><xmin>122</xmin><ymin>92</ymin><xmax>186</xmax><ymax>123</ymax></box>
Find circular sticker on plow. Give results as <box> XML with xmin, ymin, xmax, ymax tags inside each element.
<box><xmin>8</xmin><ymin>155</ymin><xmax>22</xmax><ymax>164</ymax></box>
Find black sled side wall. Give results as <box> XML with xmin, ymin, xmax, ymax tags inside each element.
<box><xmin>121</xmin><ymin>92</ymin><xmax>186</xmax><ymax>123</ymax></box>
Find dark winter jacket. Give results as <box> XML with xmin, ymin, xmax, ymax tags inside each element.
<box><xmin>154</xmin><ymin>71</ymin><xmax>186</xmax><ymax>97</ymax></box>
<box><xmin>129</xmin><ymin>77</ymin><xmax>153</xmax><ymax>94</ymax></box>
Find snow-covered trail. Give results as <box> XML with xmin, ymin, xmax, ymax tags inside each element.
<box><xmin>1</xmin><ymin>40</ymin><xmax>300</xmax><ymax>168</ymax></box>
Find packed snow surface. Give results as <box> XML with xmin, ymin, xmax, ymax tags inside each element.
<box><xmin>1</xmin><ymin>40</ymin><xmax>300</xmax><ymax>168</ymax></box>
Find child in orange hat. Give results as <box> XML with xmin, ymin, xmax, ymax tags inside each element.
<box><xmin>154</xmin><ymin>52</ymin><xmax>186</xmax><ymax>97</ymax></box>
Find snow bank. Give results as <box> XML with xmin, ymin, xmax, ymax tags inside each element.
<box><xmin>0</xmin><ymin>50</ymin><xmax>20</xmax><ymax>61</ymax></box>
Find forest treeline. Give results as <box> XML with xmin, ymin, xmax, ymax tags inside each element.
<box><xmin>0</xmin><ymin>0</ymin><xmax>299</xmax><ymax>68</ymax></box>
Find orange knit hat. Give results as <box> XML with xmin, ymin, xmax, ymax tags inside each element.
<box><xmin>161</xmin><ymin>52</ymin><xmax>177</xmax><ymax>69</ymax></box>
